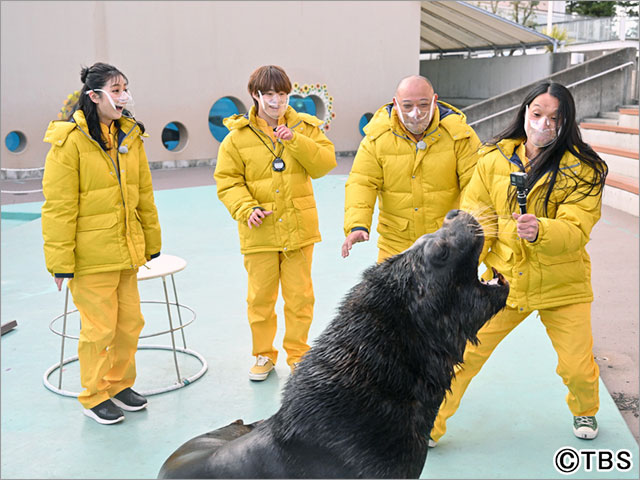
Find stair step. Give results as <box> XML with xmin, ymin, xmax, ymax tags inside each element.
<box><xmin>601</xmin><ymin>112</ymin><xmax>621</xmax><ymax>120</ymax></box>
<box><xmin>580</xmin><ymin>123</ymin><xmax>639</xmax><ymax>135</ymax></box>
<box><xmin>603</xmin><ymin>184</ymin><xmax>639</xmax><ymax>216</ymax></box>
<box><xmin>583</xmin><ymin>117</ymin><xmax>619</xmax><ymax>126</ymax></box>
<box><xmin>591</xmin><ymin>144</ymin><xmax>639</xmax><ymax>160</ymax></box>
<box><xmin>619</xmin><ymin>108</ymin><xmax>639</xmax><ymax>115</ymax></box>
<box><xmin>605</xmin><ymin>172</ymin><xmax>639</xmax><ymax>195</ymax></box>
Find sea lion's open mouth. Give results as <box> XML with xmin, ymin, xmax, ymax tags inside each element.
<box><xmin>481</xmin><ymin>267</ymin><xmax>507</xmax><ymax>286</ymax></box>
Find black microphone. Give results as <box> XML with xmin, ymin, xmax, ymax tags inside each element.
<box><xmin>510</xmin><ymin>172</ymin><xmax>528</xmax><ymax>214</ymax></box>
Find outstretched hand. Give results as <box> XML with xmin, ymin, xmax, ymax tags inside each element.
<box><xmin>341</xmin><ymin>230</ymin><xmax>370</xmax><ymax>258</ymax></box>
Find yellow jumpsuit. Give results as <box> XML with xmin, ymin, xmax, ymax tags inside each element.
<box><xmin>214</xmin><ymin>107</ymin><xmax>336</xmax><ymax>366</ymax></box>
<box><xmin>42</xmin><ymin>113</ymin><xmax>161</xmax><ymax>408</ymax></box>
<box><xmin>431</xmin><ymin>139</ymin><xmax>602</xmax><ymax>441</ymax></box>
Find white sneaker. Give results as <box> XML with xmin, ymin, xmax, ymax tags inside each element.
<box><xmin>573</xmin><ymin>416</ymin><xmax>599</xmax><ymax>439</ymax></box>
<box><xmin>249</xmin><ymin>355</ymin><xmax>274</xmax><ymax>381</ymax></box>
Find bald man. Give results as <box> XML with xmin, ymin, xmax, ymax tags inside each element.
<box><xmin>342</xmin><ymin>75</ymin><xmax>481</xmax><ymax>262</ymax></box>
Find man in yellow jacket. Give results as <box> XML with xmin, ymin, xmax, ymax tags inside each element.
<box><xmin>214</xmin><ymin>65</ymin><xmax>336</xmax><ymax>381</ymax></box>
<box><xmin>342</xmin><ymin>75</ymin><xmax>481</xmax><ymax>262</ymax></box>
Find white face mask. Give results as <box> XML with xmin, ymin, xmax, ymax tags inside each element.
<box><xmin>258</xmin><ymin>90</ymin><xmax>288</xmax><ymax>120</ymax></box>
<box><xmin>524</xmin><ymin>105</ymin><xmax>559</xmax><ymax>148</ymax></box>
<box><xmin>394</xmin><ymin>95</ymin><xmax>435</xmax><ymax>135</ymax></box>
<box><xmin>90</xmin><ymin>88</ymin><xmax>135</xmax><ymax>117</ymax></box>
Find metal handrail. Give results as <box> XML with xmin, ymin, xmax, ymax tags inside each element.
<box><xmin>468</xmin><ymin>61</ymin><xmax>636</xmax><ymax>127</ymax></box>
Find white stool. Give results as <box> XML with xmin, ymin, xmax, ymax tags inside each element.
<box><xmin>43</xmin><ymin>254</ymin><xmax>208</xmax><ymax>397</ymax></box>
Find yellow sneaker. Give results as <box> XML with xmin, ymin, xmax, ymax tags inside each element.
<box><xmin>249</xmin><ymin>355</ymin><xmax>274</xmax><ymax>381</ymax></box>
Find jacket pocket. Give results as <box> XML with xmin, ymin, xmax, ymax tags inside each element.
<box><xmin>377</xmin><ymin>212</ymin><xmax>411</xmax><ymax>242</ymax></box>
<box><xmin>292</xmin><ymin>195</ymin><xmax>319</xmax><ymax>241</ymax></box>
<box><xmin>484</xmin><ymin>242</ymin><xmax>514</xmax><ymax>280</ymax></box>
<box><xmin>537</xmin><ymin>251</ymin><xmax>587</xmax><ymax>292</ymax></box>
<box><xmin>75</xmin><ymin>212</ymin><xmax>121</xmax><ymax>269</ymax></box>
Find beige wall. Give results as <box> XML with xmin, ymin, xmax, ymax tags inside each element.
<box><xmin>1</xmin><ymin>1</ymin><xmax>420</xmax><ymax>169</ymax></box>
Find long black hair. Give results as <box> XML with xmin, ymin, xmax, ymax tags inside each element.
<box><xmin>71</xmin><ymin>62</ymin><xmax>144</xmax><ymax>151</ymax></box>
<box><xmin>486</xmin><ymin>82</ymin><xmax>608</xmax><ymax>216</ymax></box>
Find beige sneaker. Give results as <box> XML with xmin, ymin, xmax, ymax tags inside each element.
<box><xmin>249</xmin><ymin>355</ymin><xmax>274</xmax><ymax>381</ymax></box>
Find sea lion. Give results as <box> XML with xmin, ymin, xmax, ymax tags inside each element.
<box><xmin>158</xmin><ymin>209</ymin><xmax>509</xmax><ymax>479</ymax></box>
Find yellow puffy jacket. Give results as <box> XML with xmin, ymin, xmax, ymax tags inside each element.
<box><xmin>344</xmin><ymin>101</ymin><xmax>481</xmax><ymax>255</ymax></box>
<box><xmin>42</xmin><ymin>110</ymin><xmax>162</xmax><ymax>277</ymax></box>
<box><xmin>214</xmin><ymin>106</ymin><xmax>336</xmax><ymax>254</ymax></box>
<box><xmin>461</xmin><ymin>138</ymin><xmax>603</xmax><ymax>311</ymax></box>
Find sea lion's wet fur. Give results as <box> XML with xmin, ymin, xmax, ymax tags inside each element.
<box><xmin>158</xmin><ymin>210</ymin><xmax>509</xmax><ymax>479</ymax></box>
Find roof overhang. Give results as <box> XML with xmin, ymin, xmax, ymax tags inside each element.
<box><xmin>420</xmin><ymin>1</ymin><xmax>555</xmax><ymax>54</ymax></box>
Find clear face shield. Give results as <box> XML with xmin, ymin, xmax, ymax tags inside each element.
<box><xmin>258</xmin><ymin>90</ymin><xmax>289</xmax><ymax>120</ymax></box>
<box><xmin>394</xmin><ymin>95</ymin><xmax>436</xmax><ymax>135</ymax></box>
<box><xmin>524</xmin><ymin>105</ymin><xmax>560</xmax><ymax>148</ymax></box>
<box><xmin>90</xmin><ymin>88</ymin><xmax>135</xmax><ymax>118</ymax></box>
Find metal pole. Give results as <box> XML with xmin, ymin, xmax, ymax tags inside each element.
<box><xmin>170</xmin><ymin>274</ymin><xmax>187</xmax><ymax>349</ymax></box>
<box><xmin>57</xmin><ymin>287</ymin><xmax>70</xmax><ymax>389</ymax></box>
<box><xmin>162</xmin><ymin>276</ymin><xmax>182</xmax><ymax>382</ymax></box>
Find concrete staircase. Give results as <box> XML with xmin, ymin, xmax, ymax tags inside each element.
<box><xmin>580</xmin><ymin>106</ymin><xmax>639</xmax><ymax>217</ymax></box>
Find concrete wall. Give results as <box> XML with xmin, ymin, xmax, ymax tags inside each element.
<box><xmin>1</xmin><ymin>1</ymin><xmax>420</xmax><ymax>170</ymax></box>
<box><xmin>420</xmin><ymin>54</ymin><xmax>555</xmax><ymax>108</ymax></box>
<box><xmin>462</xmin><ymin>47</ymin><xmax>638</xmax><ymax>142</ymax></box>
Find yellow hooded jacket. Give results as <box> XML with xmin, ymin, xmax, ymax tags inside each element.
<box><xmin>214</xmin><ymin>106</ymin><xmax>336</xmax><ymax>254</ymax></box>
<box><xmin>42</xmin><ymin>110</ymin><xmax>162</xmax><ymax>277</ymax></box>
<box><xmin>461</xmin><ymin>138</ymin><xmax>603</xmax><ymax>311</ymax></box>
<box><xmin>344</xmin><ymin>101</ymin><xmax>481</xmax><ymax>255</ymax></box>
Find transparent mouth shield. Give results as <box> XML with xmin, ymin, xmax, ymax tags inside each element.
<box><xmin>524</xmin><ymin>105</ymin><xmax>559</xmax><ymax>148</ymax></box>
<box><xmin>394</xmin><ymin>95</ymin><xmax>435</xmax><ymax>135</ymax></box>
<box><xmin>258</xmin><ymin>90</ymin><xmax>289</xmax><ymax>119</ymax></box>
<box><xmin>88</xmin><ymin>89</ymin><xmax>135</xmax><ymax>117</ymax></box>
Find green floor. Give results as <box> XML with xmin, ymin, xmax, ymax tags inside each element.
<box><xmin>1</xmin><ymin>176</ymin><xmax>638</xmax><ymax>479</ymax></box>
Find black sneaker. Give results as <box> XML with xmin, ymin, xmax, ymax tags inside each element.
<box><xmin>112</xmin><ymin>388</ymin><xmax>148</xmax><ymax>411</ymax></box>
<box><xmin>83</xmin><ymin>399</ymin><xmax>125</xmax><ymax>425</ymax></box>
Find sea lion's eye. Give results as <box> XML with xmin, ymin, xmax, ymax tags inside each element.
<box><xmin>427</xmin><ymin>239</ymin><xmax>450</xmax><ymax>266</ymax></box>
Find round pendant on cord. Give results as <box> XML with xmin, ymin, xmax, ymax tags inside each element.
<box><xmin>416</xmin><ymin>140</ymin><xmax>426</xmax><ymax>150</ymax></box>
<box><xmin>272</xmin><ymin>157</ymin><xmax>285</xmax><ymax>172</ymax></box>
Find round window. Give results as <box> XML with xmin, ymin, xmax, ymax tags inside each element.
<box><xmin>5</xmin><ymin>131</ymin><xmax>27</xmax><ymax>153</ymax></box>
<box><xmin>359</xmin><ymin>113</ymin><xmax>373</xmax><ymax>136</ymax></box>
<box><xmin>208</xmin><ymin>97</ymin><xmax>247</xmax><ymax>142</ymax></box>
<box><xmin>161</xmin><ymin>122</ymin><xmax>188</xmax><ymax>152</ymax></box>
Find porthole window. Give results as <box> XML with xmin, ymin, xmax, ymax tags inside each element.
<box><xmin>359</xmin><ymin>113</ymin><xmax>373</xmax><ymax>136</ymax></box>
<box><xmin>208</xmin><ymin>97</ymin><xmax>247</xmax><ymax>142</ymax></box>
<box><xmin>289</xmin><ymin>95</ymin><xmax>317</xmax><ymax>116</ymax></box>
<box><xmin>5</xmin><ymin>131</ymin><xmax>27</xmax><ymax>153</ymax></box>
<box><xmin>161</xmin><ymin>122</ymin><xmax>188</xmax><ymax>152</ymax></box>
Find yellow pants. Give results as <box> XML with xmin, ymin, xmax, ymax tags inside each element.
<box><xmin>243</xmin><ymin>245</ymin><xmax>314</xmax><ymax>366</ymax></box>
<box><xmin>69</xmin><ymin>269</ymin><xmax>144</xmax><ymax>409</ymax></box>
<box><xmin>431</xmin><ymin>302</ymin><xmax>599</xmax><ymax>442</ymax></box>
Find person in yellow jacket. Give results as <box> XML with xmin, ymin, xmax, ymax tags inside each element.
<box><xmin>42</xmin><ymin>62</ymin><xmax>162</xmax><ymax>425</ymax></box>
<box><xmin>214</xmin><ymin>65</ymin><xmax>336</xmax><ymax>381</ymax></box>
<box><xmin>342</xmin><ymin>75</ymin><xmax>481</xmax><ymax>262</ymax></box>
<box><xmin>430</xmin><ymin>82</ymin><xmax>608</xmax><ymax>445</ymax></box>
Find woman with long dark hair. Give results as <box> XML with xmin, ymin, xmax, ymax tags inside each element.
<box><xmin>430</xmin><ymin>82</ymin><xmax>608</xmax><ymax>444</ymax></box>
<box><xmin>42</xmin><ymin>62</ymin><xmax>161</xmax><ymax>424</ymax></box>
